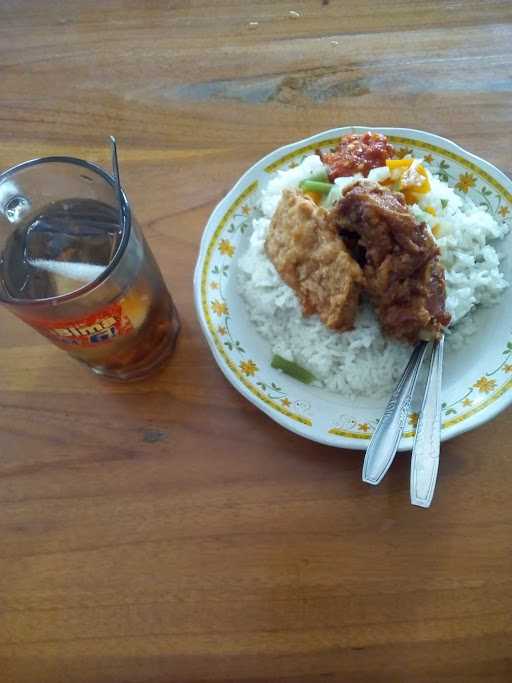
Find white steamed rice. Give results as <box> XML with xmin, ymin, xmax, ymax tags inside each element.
<box><xmin>237</xmin><ymin>155</ymin><xmax>510</xmax><ymax>397</ymax></box>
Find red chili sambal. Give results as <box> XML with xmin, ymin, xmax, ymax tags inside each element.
<box><xmin>320</xmin><ymin>132</ymin><xmax>396</xmax><ymax>181</ymax></box>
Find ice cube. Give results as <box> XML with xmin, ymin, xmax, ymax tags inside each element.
<box><xmin>29</xmin><ymin>259</ymin><xmax>104</xmax><ymax>282</ymax></box>
<box><xmin>23</xmin><ymin>199</ymin><xmax>120</xmax><ymax>267</ymax></box>
<box><xmin>28</xmin><ymin>259</ymin><xmax>105</xmax><ymax>296</ymax></box>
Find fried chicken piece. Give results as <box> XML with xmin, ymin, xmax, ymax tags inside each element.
<box><xmin>319</xmin><ymin>132</ymin><xmax>396</xmax><ymax>181</ymax></box>
<box><xmin>335</xmin><ymin>180</ymin><xmax>451</xmax><ymax>343</ymax></box>
<box><xmin>265</xmin><ymin>189</ymin><xmax>364</xmax><ymax>331</ymax></box>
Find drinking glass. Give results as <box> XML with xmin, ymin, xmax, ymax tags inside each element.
<box><xmin>0</xmin><ymin>156</ymin><xmax>180</xmax><ymax>380</ymax></box>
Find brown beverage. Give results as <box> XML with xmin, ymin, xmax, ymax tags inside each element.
<box><xmin>0</xmin><ymin>197</ymin><xmax>180</xmax><ymax>380</ymax></box>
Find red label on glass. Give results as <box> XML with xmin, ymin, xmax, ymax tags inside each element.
<box><xmin>28</xmin><ymin>303</ymin><xmax>134</xmax><ymax>348</ymax></box>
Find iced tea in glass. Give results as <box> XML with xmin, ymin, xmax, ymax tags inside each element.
<box><xmin>0</xmin><ymin>156</ymin><xmax>180</xmax><ymax>380</ymax></box>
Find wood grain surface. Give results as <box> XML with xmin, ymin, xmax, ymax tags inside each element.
<box><xmin>1</xmin><ymin>2</ymin><xmax>512</xmax><ymax>681</ymax></box>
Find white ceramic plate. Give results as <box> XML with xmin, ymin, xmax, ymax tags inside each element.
<box><xmin>194</xmin><ymin>127</ymin><xmax>512</xmax><ymax>450</ymax></box>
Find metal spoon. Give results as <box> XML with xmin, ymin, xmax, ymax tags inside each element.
<box><xmin>362</xmin><ymin>341</ymin><xmax>429</xmax><ymax>485</ymax></box>
<box><xmin>410</xmin><ymin>335</ymin><xmax>445</xmax><ymax>508</ymax></box>
<box><xmin>109</xmin><ymin>135</ymin><xmax>124</xmax><ymax>229</ymax></box>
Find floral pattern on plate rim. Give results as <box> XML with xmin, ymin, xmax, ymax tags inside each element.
<box><xmin>201</xmin><ymin>181</ymin><xmax>312</xmax><ymax>426</ymax></box>
<box><xmin>201</xmin><ymin>135</ymin><xmax>512</xmax><ymax>440</ymax></box>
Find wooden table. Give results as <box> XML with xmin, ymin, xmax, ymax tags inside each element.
<box><xmin>1</xmin><ymin>2</ymin><xmax>511</xmax><ymax>681</ymax></box>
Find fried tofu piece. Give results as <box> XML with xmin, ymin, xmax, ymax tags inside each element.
<box><xmin>265</xmin><ymin>189</ymin><xmax>364</xmax><ymax>331</ymax></box>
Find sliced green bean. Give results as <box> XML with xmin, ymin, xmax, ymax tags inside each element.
<box><xmin>309</xmin><ymin>170</ymin><xmax>329</xmax><ymax>183</ymax></box>
<box><xmin>271</xmin><ymin>354</ymin><xmax>316</xmax><ymax>384</ymax></box>
<box><xmin>299</xmin><ymin>180</ymin><xmax>333</xmax><ymax>194</ymax></box>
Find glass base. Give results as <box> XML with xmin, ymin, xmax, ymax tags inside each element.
<box><xmin>88</xmin><ymin>307</ymin><xmax>181</xmax><ymax>381</ymax></box>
